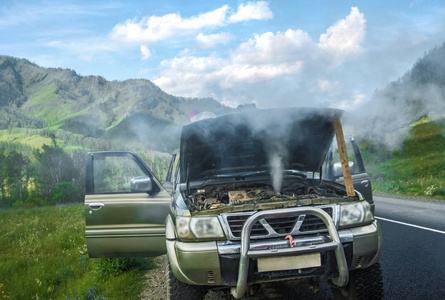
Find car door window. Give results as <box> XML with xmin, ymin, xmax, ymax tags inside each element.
<box><xmin>93</xmin><ymin>155</ymin><xmax>148</xmax><ymax>194</ymax></box>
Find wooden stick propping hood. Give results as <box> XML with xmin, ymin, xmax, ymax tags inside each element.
<box><xmin>334</xmin><ymin>117</ymin><xmax>356</xmax><ymax>197</ymax></box>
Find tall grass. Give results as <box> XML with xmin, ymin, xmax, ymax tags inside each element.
<box><xmin>362</xmin><ymin>120</ymin><xmax>445</xmax><ymax>199</ymax></box>
<box><xmin>0</xmin><ymin>205</ymin><xmax>154</xmax><ymax>299</ymax></box>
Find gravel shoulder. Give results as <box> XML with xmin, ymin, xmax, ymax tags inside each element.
<box><xmin>139</xmin><ymin>255</ymin><xmax>334</xmax><ymax>300</ymax></box>
<box><xmin>139</xmin><ymin>255</ymin><xmax>167</xmax><ymax>300</ymax></box>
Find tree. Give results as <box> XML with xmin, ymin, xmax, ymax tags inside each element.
<box><xmin>5</xmin><ymin>150</ymin><xmax>30</xmax><ymax>202</ymax></box>
<box><xmin>70</xmin><ymin>149</ymin><xmax>86</xmax><ymax>202</ymax></box>
<box><xmin>0</xmin><ymin>152</ymin><xmax>6</xmax><ymax>203</ymax></box>
<box><xmin>34</xmin><ymin>135</ymin><xmax>76</xmax><ymax>201</ymax></box>
<box><xmin>50</xmin><ymin>182</ymin><xmax>77</xmax><ymax>204</ymax></box>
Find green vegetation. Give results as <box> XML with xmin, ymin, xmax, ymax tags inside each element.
<box><xmin>361</xmin><ymin>119</ymin><xmax>445</xmax><ymax>199</ymax></box>
<box><xmin>0</xmin><ymin>205</ymin><xmax>154</xmax><ymax>299</ymax></box>
<box><xmin>24</xmin><ymin>86</ymin><xmax>60</xmax><ymax>122</ymax></box>
<box><xmin>0</xmin><ymin>133</ymin><xmax>170</xmax><ymax>209</ymax></box>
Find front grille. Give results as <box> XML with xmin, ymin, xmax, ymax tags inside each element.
<box><xmin>265</xmin><ymin>216</ymin><xmax>297</xmax><ymax>234</ymax></box>
<box><xmin>226</xmin><ymin>215</ymin><xmax>268</xmax><ymax>237</ymax></box>
<box><xmin>300</xmin><ymin>207</ymin><xmax>333</xmax><ymax>232</ymax></box>
<box><xmin>224</xmin><ymin>206</ymin><xmax>335</xmax><ymax>239</ymax></box>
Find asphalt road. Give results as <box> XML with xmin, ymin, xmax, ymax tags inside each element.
<box><xmin>374</xmin><ymin>195</ymin><xmax>445</xmax><ymax>299</ymax></box>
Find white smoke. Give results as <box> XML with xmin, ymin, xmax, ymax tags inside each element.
<box><xmin>345</xmin><ymin>45</ymin><xmax>445</xmax><ymax>150</ymax></box>
<box><xmin>268</xmin><ymin>150</ymin><xmax>285</xmax><ymax>193</ymax></box>
<box><xmin>262</xmin><ymin>137</ymin><xmax>289</xmax><ymax>192</ymax></box>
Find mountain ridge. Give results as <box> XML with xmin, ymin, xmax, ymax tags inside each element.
<box><xmin>0</xmin><ymin>55</ymin><xmax>234</xmax><ymax>151</ymax></box>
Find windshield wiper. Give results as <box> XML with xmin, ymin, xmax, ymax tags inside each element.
<box><xmin>282</xmin><ymin>170</ymin><xmax>307</xmax><ymax>178</ymax></box>
<box><xmin>214</xmin><ymin>170</ymin><xmax>307</xmax><ymax>179</ymax></box>
<box><xmin>213</xmin><ymin>170</ymin><xmax>269</xmax><ymax>179</ymax></box>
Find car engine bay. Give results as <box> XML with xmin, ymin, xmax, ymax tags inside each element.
<box><xmin>187</xmin><ymin>178</ymin><xmax>349</xmax><ymax>212</ymax></box>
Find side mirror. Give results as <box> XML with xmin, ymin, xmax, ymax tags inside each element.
<box><xmin>130</xmin><ymin>176</ymin><xmax>152</xmax><ymax>192</ymax></box>
<box><xmin>333</xmin><ymin>161</ymin><xmax>355</xmax><ymax>178</ymax></box>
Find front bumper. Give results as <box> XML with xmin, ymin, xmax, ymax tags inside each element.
<box><xmin>167</xmin><ymin>207</ymin><xmax>382</xmax><ymax>298</ymax></box>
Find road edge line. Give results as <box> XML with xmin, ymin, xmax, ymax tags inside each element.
<box><xmin>375</xmin><ymin>216</ymin><xmax>445</xmax><ymax>235</ymax></box>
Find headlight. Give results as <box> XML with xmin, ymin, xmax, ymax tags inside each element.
<box><xmin>339</xmin><ymin>201</ymin><xmax>374</xmax><ymax>228</ymax></box>
<box><xmin>176</xmin><ymin>216</ymin><xmax>225</xmax><ymax>240</ymax></box>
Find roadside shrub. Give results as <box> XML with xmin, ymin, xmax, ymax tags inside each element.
<box><xmin>424</xmin><ymin>184</ymin><xmax>438</xmax><ymax>196</ymax></box>
<box><xmin>12</xmin><ymin>194</ymin><xmax>46</xmax><ymax>208</ymax></box>
<box><xmin>50</xmin><ymin>182</ymin><xmax>77</xmax><ymax>204</ymax></box>
<box><xmin>93</xmin><ymin>258</ymin><xmax>152</xmax><ymax>279</ymax></box>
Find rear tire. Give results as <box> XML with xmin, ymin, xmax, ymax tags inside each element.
<box><xmin>332</xmin><ymin>262</ymin><xmax>383</xmax><ymax>300</ymax></box>
<box><xmin>165</xmin><ymin>258</ymin><xmax>204</xmax><ymax>300</ymax></box>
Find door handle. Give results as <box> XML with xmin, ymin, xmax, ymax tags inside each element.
<box><xmin>89</xmin><ymin>202</ymin><xmax>104</xmax><ymax>210</ymax></box>
<box><xmin>360</xmin><ymin>180</ymin><xmax>369</xmax><ymax>187</ymax></box>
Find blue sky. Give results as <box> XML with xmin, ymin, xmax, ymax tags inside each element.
<box><xmin>1</xmin><ymin>0</ymin><xmax>445</xmax><ymax>109</ymax></box>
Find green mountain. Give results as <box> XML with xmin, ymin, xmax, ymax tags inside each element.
<box><xmin>0</xmin><ymin>55</ymin><xmax>233</xmax><ymax>151</ymax></box>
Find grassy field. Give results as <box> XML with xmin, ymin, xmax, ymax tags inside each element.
<box><xmin>362</xmin><ymin>119</ymin><xmax>445</xmax><ymax>200</ymax></box>
<box><xmin>0</xmin><ymin>205</ymin><xmax>155</xmax><ymax>300</ymax></box>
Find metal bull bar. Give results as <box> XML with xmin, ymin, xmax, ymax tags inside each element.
<box><xmin>230</xmin><ymin>207</ymin><xmax>349</xmax><ymax>298</ymax></box>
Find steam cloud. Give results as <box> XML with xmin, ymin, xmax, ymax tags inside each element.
<box><xmin>184</xmin><ymin>108</ymin><xmax>339</xmax><ymax>192</ymax></box>
<box><xmin>344</xmin><ymin>45</ymin><xmax>445</xmax><ymax>150</ymax></box>
<box><xmin>268</xmin><ymin>149</ymin><xmax>286</xmax><ymax>192</ymax></box>
<box><xmin>245</xmin><ymin>110</ymin><xmax>293</xmax><ymax>192</ymax></box>
<box><xmin>346</xmin><ymin>77</ymin><xmax>445</xmax><ymax>150</ymax></box>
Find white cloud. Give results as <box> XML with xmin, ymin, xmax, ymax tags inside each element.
<box><xmin>228</xmin><ymin>1</ymin><xmax>273</xmax><ymax>23</ymax></box>
<box><xmin>46</xmin><ymin>38</ymin><xmax>120</xmax><ymax>59</ymax></box>
<box><xmin>0</xmin><ymin>2</ymin><xmax>122</xmax><ymax>29</ymax></box>
<box><xmin>220</xmin><ymin>98</ymin><xmax>245</xmax><ymax>108</ymax></box>
<box><xmin>219</xmin><ymin>62</ymin><xmax>303</xmax><ymax>86</ymax></box>
<box><xmin>337</xmin><ymin>93</ymin><xmax>366</xmax><ymax>110</ymax></box>
<box><xmin>318</xmin><ymin>79</ymin><xmax>341</xmax><ymax>92</ymax></box>
<box><xmin>196</xmin><ymin>32</ymin><xmax>233</xmax><ymax>49</ymax></box>
<box><xmin>110</xmin><ymin>5</ymin><xmax>229</xmax><ymax>43</ymax></box>
<box><xmin>233</xmin><ymin>29</ymin><xmax>314</xmax><ymax>64</ymax></box>
<box><xmin>318</xmin><ymin>7</ymin><xmax>366</xmax><ymax>57</ymax></box>
<box><xmin>152</xmin><ymin>7</ymin><xmax>368</xmax><ymax>109</ymax></box>
<box><xmin>110</xmin><ymin>2</ymin><xmax>273</xmax><ymax>43</ymax></box>
<box><xmin>140</xmin><ymin>45</ymin><xmax>151</xmax><ymax>60</ymax></box>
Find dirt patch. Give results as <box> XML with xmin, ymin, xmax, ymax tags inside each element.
<box><xmin>139</xmin><ymin>255</ymin><xmax>334</xmax><ymax>300</ymax></box>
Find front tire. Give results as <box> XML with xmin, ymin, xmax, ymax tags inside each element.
<box><xmin>165</xmin><ymin>258</ymin><xmax>204</xmax><ymax>300</ymax></box>
<box><xmin>333</xmin><ymin>262</ymin><xmax>383</xmax><ymax>300</ymax></box>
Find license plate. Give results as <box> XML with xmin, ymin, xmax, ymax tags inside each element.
<box><xmin>257</xmin><ymin>253</ymin><xmax>321</xmax><ymax>272</ymax></box>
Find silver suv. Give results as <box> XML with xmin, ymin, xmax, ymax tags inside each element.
<box><xmin>84</xmin><ymin>107</ymin><xmax>383</xmax><ymax>299</ymax></box>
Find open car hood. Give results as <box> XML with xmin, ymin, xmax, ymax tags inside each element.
<box><xmin>179</xmin><ymin>107</ymin><xmax>343</xmax><ymax>183</ymax></box>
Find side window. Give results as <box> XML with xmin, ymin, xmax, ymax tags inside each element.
<box><xmin>172</xmin><ymin>154</ymin><xmax>180</xmax><ymax>182</ymax></box>
<box><xmin>93</xmin><ymin>155</ymin><xmax>147</xmax><ymax>194</ymax></box>
<box><xmin>165</xmin><ymin>154</ymin><xmax>177</xmax><ymax>183</ymax></box>
<box><xmin>165</xmin><ymin>153</ymin><xmax>180</xmax><ymax>184</ymax></box>
<box><xmin>323</xmin><ymin>137</ymin><xmax>364</xmax><ymax>179</ymax></box>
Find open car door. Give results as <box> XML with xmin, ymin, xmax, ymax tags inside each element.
<box><xmin>84</xmin><ymin>151</ymin><xmax>170</xmax><ymax>257</ymax></box>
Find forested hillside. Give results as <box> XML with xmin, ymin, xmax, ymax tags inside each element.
<box><xmin>355</xmin><ymin>43</ymin><xmax>445</xmax><ymax>199</ymax></box>
<box><xmin>354</xmin><ymin>42</ymin><xmax>445</xmax><ymax>148</ymax></box>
